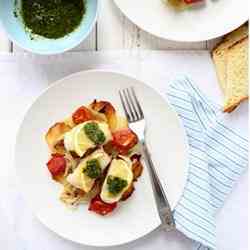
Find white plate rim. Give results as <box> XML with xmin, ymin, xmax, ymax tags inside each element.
<box><xmin>14</xmin><ymin>69</ymin><xmax>190</xmax><ymax>247</ymax></box>
<box><xmin>113</xmin><ymin>0</ymin><xmax>248</xmax><ymax>42</ymax></box>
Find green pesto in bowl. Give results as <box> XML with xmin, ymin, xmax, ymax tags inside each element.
<box><xmin>19</xmin><ymin>0</ymin><xmax>86</xmax><ymax>39</ymax></box>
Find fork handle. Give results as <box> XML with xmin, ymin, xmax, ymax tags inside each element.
<box><xmin>141</xmin><ymin>141</ymin><xmax>175</xmax><ymax>231</ymax></box>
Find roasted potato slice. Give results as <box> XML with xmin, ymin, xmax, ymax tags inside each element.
<box><xmin>89</xmin><ymin>100</ymin><xmax>118</xmax><ymax>131</ymax></box>
<box><xmin>121</xmin><ymin>155</ymin><xmax>143</xmax><ymax>201</ymax></box>
<box><xmin>63</xmin><ymin>116</ymin><xmax>75</xmax><ymax>128</ymax></box>
<box><xmin>114</xmin><ymin>116</ymin><xmax>128</xmax><ymax>131</ymax></box>
<box><xmin>45</xmin><ymin>122</ymin><xmax>71</xmax><ymax>153</ymax></box>
<box><xmin>131</xmin><ymin>154</ymin><xmax>143</xmax><ymax>181</ymax></box>
<box><xmin>53</xmin><ymin>173</ymin><xmax>67</xmax><ymax>184</ymax></box>
<box><xmin>121</xmin><ymin>184</ymin><xmax>135</xmax><ymax>201</ymax></box>
<box><xmin>60</xmin><ymin>182</ymin><xmax>86</xmax><ymax>206</ymax></box>
<box><xmin>89</xmin><ymin>109</ymin><xmax>107</xmax><ymax>122</ymax></box>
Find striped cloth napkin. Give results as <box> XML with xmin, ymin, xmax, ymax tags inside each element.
<box><xmin>166</xmin><ymin>77</ymin><xmax>248</xmax><ymax>250</ymax></box>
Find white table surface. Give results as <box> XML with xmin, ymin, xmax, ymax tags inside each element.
<box><xmin>0</xmin><ymin>0</ymin><xmax>221</xmax><ymax>52</ymax></box>
<box><xmin>0</xmin><ymin>51</ymin><xmax>248</xmax><ymax>250</ymax></box>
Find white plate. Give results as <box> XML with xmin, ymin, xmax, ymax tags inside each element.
<box><xmin>113</xmin><ymin>0</ymin><xmax>248</xmax><ymax>42</ymax></box>
<box><xmin>15</xmin><ymin>70</ymin><xmax>189</xmax><ymax>247</ymax></box>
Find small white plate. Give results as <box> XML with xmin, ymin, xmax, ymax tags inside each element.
<box><xmin>113</xmin><ymin>0</ymin><xmax>248</xmax><ymax>42</ymax></box>
<box><xmin>15</xmin><ymin>70</ymin><xmax>189</xmax><ymax>247</ymax></box>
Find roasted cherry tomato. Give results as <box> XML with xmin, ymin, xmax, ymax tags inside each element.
<box><xmin>72</xmin><ymin>106</ymin><xmax>93</xmax><ymax>124</ymax></box>
<box><xmin>88</xmin><ymin>195</ymin><xmax>117</xmax><ymax>216</ymax></box>
<box><xmin>47</xmin><ymin>154</ymin><xmax>66</xmax><ymax>177</ymax></box>
<box><xmin>184</xmin><ymin>0</ymin><xmax>203</xmax><ymax>4</ymax></box>
<box><xmin>112</xmin><ymin>129</ymin><xmax>138</xmax><ymax>155</ymax></box>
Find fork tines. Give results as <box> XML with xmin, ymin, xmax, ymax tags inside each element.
<box><xmin>119</xmin><ymin>87</ymin><xmax>144</xmax><ymax>123</ymax></box>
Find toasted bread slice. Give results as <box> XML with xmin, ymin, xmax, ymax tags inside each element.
<box><xmin>223</xmin><ymin>37</ymin><xmax>249</xmax><ymax>112</ymax></box>
<box><xmin>212</xmin><ymin>24</ymin><xmax>248</xmax><ymax>93</ymax></box>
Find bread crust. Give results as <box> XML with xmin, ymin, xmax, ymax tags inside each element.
<box><xmin>212</xmin><ymin>24</ymin><xmax>248</xmax><ymax>112</ymax></box>
<box><xmin>223</xmin><ymin>96</ymin><xmax>248</xmax><ymax>113</ymax></box>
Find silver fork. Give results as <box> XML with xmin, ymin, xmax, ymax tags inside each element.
<box><xmin>119</xmin><ymin>87</ymin><xmax>175</xmax><ymax>230</ymax></box>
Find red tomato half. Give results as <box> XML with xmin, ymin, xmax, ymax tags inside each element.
<box><xmin>88</xmin><ymin>195</ymin><xmax>117</xmax><ymax>216</ymax></box>
<box><xmin>112</xmin><ymin>129</ymin><xmax>138</xmax><ymax>155</ymax></box>
<box><xmin>72</xmin><ymin>106</ymin><xmax>93</xmax><ymax>125</ymax></box>
<box><xmin>47</xmin><ymin>154</ymin><xmax>66</xmax><ymax>177</ymax></box>
<box><xmin>184</xmin><ymin>0</ymin><xmax>203</xmax><ymax>4</ymax></box>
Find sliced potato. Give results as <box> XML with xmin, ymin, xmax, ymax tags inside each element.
<box><xmin>121</xmin><ymin>155</ymin><xmax>143</xmax><ymax>201</ymax></box>
<box><xmin>60</xmin><ymin>182</ymin><xmax>86</xmax><ymax>207</ymax></box>
<box><xmin>88</xmin><ymin>108</ymin><xmax>107</xmax><ymax>122</ymax></box>
<box><xmin>89</xmin><ymin>100</ymin><xmax>118</xmax><ymax>132</ymax></box>
<box><xmin>45</xmin><ymin>122</ymin><xmax>71</xmax><ymax>153</ymax></box>
<box><xmin>63</xmin><ymin>116</ymin><xmax>75</xmax><ymax>128</ymax></box>
<box><xmin>121</xmin><ymin>184</ymin><xmax>135</xmax><ymax>201</ymax></box>
<box><xmin>131</xmin><ymin>155</ymin><xmax>143</xmax><ymax>181</ymax></box>
<box><xmin>114</xmin><ymin>116</ymin><xmax>128</xmax><ymax>131</ymax></box>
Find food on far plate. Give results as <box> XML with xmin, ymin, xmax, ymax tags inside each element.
<box><xmin>45</xmin><ymin>100</ymin><xmax>143</xmax><ymax>216</ymax></box>
<box><xmin>212</xmin><ymin>23</ymin><xmax>249</xmax><ymax>112</ymax></box>
<box><xmin>163</xmin><ymin>0</ymin><xmax>204</xmax><ymax>9</ymax></box>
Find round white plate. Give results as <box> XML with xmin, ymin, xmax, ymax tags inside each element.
<box><xmin>113</xmin><ymin>0</ymin><xmax>248</xmax><ymax>42</ymax></box>
<box><xmin>15</xmin><ymin>70</ymin><xmax>189</xmax><ymax>247</ymax></box>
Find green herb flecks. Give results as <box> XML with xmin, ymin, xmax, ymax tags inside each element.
<box><xmin>13</xmin><ymin>11</ymin><xmax>18</xmax><ymax>18</ymax></box>
<box><xmin>13</xmin><ymin>0</ymin><xmax>19</xmax><ymax>18</ymax></box>
<box><xmin>21</xmin><ymin>0</ymin><xmax>86</xmax><ymax>39</ymax></box>
<box><xmin>83</xmin><ymin>159</ymin><xmax>102</xmax><ymax>179</ymax></box>
<box><xmin>84</xmin><ymin>122</ymin><xmax>106</xmax><ymax>145</ymax></box>
<box><xmin>107</xmin><ymin>176</ymin><xmax>128</xmax><ymax>195</ymax></box>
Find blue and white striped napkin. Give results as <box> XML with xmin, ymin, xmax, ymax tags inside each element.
<box><xmin>167</xmin><ymin>77</ymin><xmax>248</xmax><ymax>250</ymax></box>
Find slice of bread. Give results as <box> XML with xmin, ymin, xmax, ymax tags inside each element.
<box><xmin>223</xmin><ymin>37</ymin><xmax>249</xmax><ymax>112</ymax></box>
<box><xmin>212</xmin><ymin>24</ymin><xmax>248</xmax><ymax>93</ymax></box>
<box><xmin>212</xmin><ymin>23</ymin><xmax>248</xmax><ymax>112</ymax></box>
